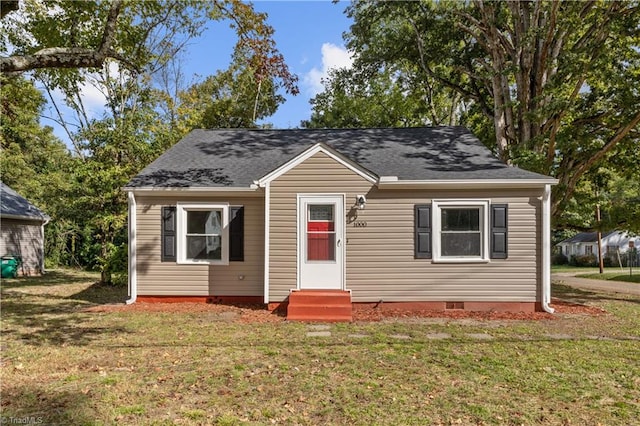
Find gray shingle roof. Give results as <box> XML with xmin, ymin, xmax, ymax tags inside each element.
<box><xmin>0</xmin><ymin>182</ymin><xmax>49</xmax><ymax>221</ymax></box>
<box><xmin>559</xmin><ymin>231</ymin><xmax>618</xmax><ymax>244</ymax></box>
<box><xmin>126</xmin><ymin>127</ymin><xmax>553</xmax><ymax>188</ymax></box>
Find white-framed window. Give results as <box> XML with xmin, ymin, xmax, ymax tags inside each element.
<box><xmin>176</xmin><ymin>203</ymin><xmax>229</xmax><ymax>264</ymax></box>
<box><xmin>432</xmin><ymin>200</ymin><xmax>489</xmax><ymax>263</ymax></box>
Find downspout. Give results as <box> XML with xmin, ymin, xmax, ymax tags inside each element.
<box><xmin>263</xmin><ymin>182</ymin><xmax>270</xmax><ymax>304</ymax></box>
<box><xmin>40</xmin><ymin>216</ymin><xmax>50</xmax><ymax>275</ymax></box>
<box><xmin>126</xmin><ymin>191</ymin><xmax>137</xmax><ymax>304</ymax></box>
<box><xmin>541</xmin><ymin>184</ymin><xmax>554</xmax><ymax>313</ymax></box>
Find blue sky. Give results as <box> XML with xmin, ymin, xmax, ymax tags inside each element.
<box><xmin>44</xmin><ymin>0</ymin><xmax>354</xmax><ymax>141</ymax></box>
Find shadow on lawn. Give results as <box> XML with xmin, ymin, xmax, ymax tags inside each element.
<box><xmin>1</xmin><ymin>384</ymin><xmax>95</xmax><ymax>425</ymax></box>
<box><xmin>1</xmin><ymin>297</ymin><xmax>129</xmax><ymax>346</ymax></box>
<box><xmin>1</xmin><ymin>272</ymin><xmax>129</xmax><ymax>346</ymax></box>
<box><xmin>552</xmin><ymin>283</ymin><xmax>640</xmax><ymax>305</ymax></box>
<box><xmin>0</xmin><ymin>270</ymin><xmax>96</xmax><ymax>289</ymax></box>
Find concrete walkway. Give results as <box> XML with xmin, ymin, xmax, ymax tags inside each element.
<box><xmin>552</xmin><ymin>272</ymin><xmax>640</xmax><ymax>295</ymax></box>
<box><xmin>304</xmin><ymin>324</ymin><xmax>640</xmax><ymax>341</ymax></box>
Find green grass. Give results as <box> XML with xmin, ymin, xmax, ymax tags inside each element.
<box><xmin>576</xmin><ymin>271</ymin><xmax>640</xmax><ymax>283</ymax></box>
<box><xmin>2</xmin><ymin>270</ymin><xmax>640</xmax><ymax>425</ymax></box>
<box><xmin>551</xmin><ymin>265</ymin><xmax>601</xmax><ymax>273</ymax></box>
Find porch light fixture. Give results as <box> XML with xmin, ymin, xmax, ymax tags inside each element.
<box><xmin>356</xmin><ymin>195</ymin><xmax>366</xmax><ymax>210</ymax></box>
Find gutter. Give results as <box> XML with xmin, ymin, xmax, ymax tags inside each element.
<box><xmin>377</xmin><ymin>176</ymin><xmax>559</xmax><ymax>190</ymax></box>
<box><xmin>126</xmin><ymin>191</ymin><xmax>137</xmax><ymax>305</ymax></box>
<box><xmin>541</xmin><ymin>184</ymin><xmax>554</xmax><ymax>313</ymax></box>
<box><xmin>122</xmin><ymin>186</ymin><xmax>260</xmax><ymax>194</ymax></box>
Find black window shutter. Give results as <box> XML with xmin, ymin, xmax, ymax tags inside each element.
<box><xmin>229</xmin><ymin>206</ymin><xmax>244</xmax><ymax>261</ymax></box>
<box><xmin>415</xmin><ymin>204</ymin><xmax>432</xmax><ymax>259</ymax></box>
<box><xmin>490</xmin><ymin>204</ymin><xmax>508</xmax><ymax>259</ymax></box>
<box><xmin>161</xmin><ymin>206</ymin><xmax>176</xmax><ymax>262</ymax></box>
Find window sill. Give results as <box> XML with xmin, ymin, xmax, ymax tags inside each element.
<box><xmin>177</xmin><ymin>260</ymin><xmax>229</xmax><ymax>266</ymax></box>
<box><xmin>432</xmin><ymin>258</ymin><xmax>490</xmax><ymax>264</ymax></box>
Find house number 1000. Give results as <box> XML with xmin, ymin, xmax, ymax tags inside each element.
<box><xmin>353</xmin><ymin>221</ymin><xmax>367</xmax><ymax>228</ymax></box>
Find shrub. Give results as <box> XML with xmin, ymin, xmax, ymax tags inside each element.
<box><xmin>570</xmin><ymin>254</ymin><xmax>597</xmax><ymax>267</ymax></box>
<box><xmin>551</xmin><ymin>252</ymin><xmax>569</xmax><ymax>265</ymax></box>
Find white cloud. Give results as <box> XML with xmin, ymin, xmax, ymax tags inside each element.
<box><xmin>303</xmin><ymin>43</ymin><xmax>353</xmax><ymax>96</ymax></box>
<box><xmin>47</xmin><ymin>61</ymin><xmax>125</xmax><ymax>124</ymax></box>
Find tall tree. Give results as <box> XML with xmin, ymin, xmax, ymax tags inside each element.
<box><xmin>0</xmin><ymin>76</ymin><xmax>79</xmax><ymax>266</ymax></box>
<box><xmin>1</xmin><ymin>0</ymin><xmax>299</xmax><ymax>282</ymax></box>
<box><xmin>0</xmin><ymin>76</ymin><xmax>71</xmax><ymax>211</ymax></box>
<box><xmin>339</xmin><ymin>0</ymin><xmax>640</xmax><ymax>217</ymax></box>
<box><xmin>304</xmin><ymin>66</ymin><xmax>465</xmax><ymax>129</ymax></box>
<box><xmin>1</xmin><ymin>0</ymin><xmax>298</xmax><ymax>148</ymax></box>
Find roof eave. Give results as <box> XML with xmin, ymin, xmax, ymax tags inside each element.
<box><xmin>123</xmin><ymin>185</ymin><xmax>263</xmax><ymax>197</ymax></box>
<box><xmin>377</xmin><ymin>177</ymin><xmax>559</xmax><ymax>190</ymax></box>
<box><xmin>0</xmin><ymin>213</ymin><xmax>49</xmax><ymax>222</ymax></box>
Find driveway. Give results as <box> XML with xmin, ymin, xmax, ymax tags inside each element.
<box><xmin>552</xmin><ymin>272</ymin><xmax>640</xmax><ymax>296</ymax></box>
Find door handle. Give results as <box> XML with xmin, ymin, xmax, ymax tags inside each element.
<box><xmin>337</xmin><ymin>239</ymin><xmax>342</xmax><ymax>247</ymax></box>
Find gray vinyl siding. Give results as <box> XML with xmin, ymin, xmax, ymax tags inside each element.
<box><xmin>0</xmin><ymin>218</ymin><xmax>44</xmax><ymax>274</ymax></box>
<box><xmin>135</xmin><ymin>195</ymin><xmax>264</xmax><ymax>296</ymax></box>
<box><xmin>268</xmin><ymin>151</ymin><xmax>543</xmax><ymax>303</ymax></box>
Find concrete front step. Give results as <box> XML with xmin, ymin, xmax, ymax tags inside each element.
<box><xmin>288</xmin><ymin>290</ymin><xmax>352</xmax><ymax>305</ymax></box>
<box><xmin>287</xmin><ymin>290</ymin><xmax>352</xmax><ymax>322</ymax></box>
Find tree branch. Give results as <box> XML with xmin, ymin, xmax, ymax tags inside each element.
<box><xmin>0</xmin><ymin>0</ymin><xmax>18</xmax><ymax>19</ymax></box>
<box><xmin>0</xmin><ymin>0</ymin><xmax>124</xmax><ymax>73</ymax></box>
<box><xmin>553</xmin><ymin>109</ymin><xmax>640</xmax><ymax>215</ymax></box>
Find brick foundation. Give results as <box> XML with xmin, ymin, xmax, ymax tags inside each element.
<box><xmin>137</xmin><ymin>297</ymin><xmax>542</xmax><ymax>313</ymax></box>
<box><xmin>353</xmin><ymin>301</ymin><xmax>540</xmax><ymax>313</ymax></box>
<box><xmin>136</xmin><ymin>295</ymin><xmax>263</xmax><ymax>304</ymax></box>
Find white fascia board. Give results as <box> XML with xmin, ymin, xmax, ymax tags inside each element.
<box><xmin>377</xmin><ymin>178</ymin><xmax>559</xmax><ymax>190</ymax></box>
<box><xmin>123</xmin><ymin>186</ymin><xmax>263</xmax><ymax>197</ymax></box>
<box><xmin>256</xmin><ymin>143</ymin><xmax>378</xmax><ymax>187</ymax></box>
<box><xmin>0</xmin><ymin>213</ymin><xmax>48</xmax><ymax>223</ymax></box>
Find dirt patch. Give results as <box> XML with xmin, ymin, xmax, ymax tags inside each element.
<box><xmin>83</xmin><ymin>298</ymin><xmax>606</xmax><ymax>323</ymax></box>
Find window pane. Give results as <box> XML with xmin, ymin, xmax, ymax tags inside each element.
<box><xmin>442</xmin><ymin>232</ymin><xmax>481</xmax><ymax>256</ymax></box>
<box><xmin>187</xmin><ymin>210</ymin><xmax>221</xmax><ymax>234</ymax></box>
<box><xmin>442</xmin><ymin>208</ymin><xmax>480</xmax><ymax>231</ymax></box>
<box><xmin>308</xmin><ymin>233</ymin><xmax>335</xmax><ymax>261</ymax></box>
<box><xmin>309</xmin><ymin>205</ymin><xmax>333</xmax><ymax>221</ymax></box>
<box><xmin>186</xmin><ymin>236</ymin><xmax>221</xmax><ymax>260</ymax></box>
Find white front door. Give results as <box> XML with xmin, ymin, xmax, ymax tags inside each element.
<box><xmin>298</xmin><ymin>195</ymin><xmax>344</xmax><ymax>290</ymax></box>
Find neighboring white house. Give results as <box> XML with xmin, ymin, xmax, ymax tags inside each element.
<box><xmin>557</xmin><ymin>231</ymin><xmax>639</xmax><ymax>258</ymax></box>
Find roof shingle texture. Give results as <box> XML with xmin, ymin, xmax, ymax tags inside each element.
<box><xmin>559</xmin><ymin>231</ymin><xmax>618</xmax><ymax>244</ymax></box>
<box><xmin>0</xmin><ymin>182</ymin><xmax>49</xmax><ymax>221</ymax></box>
<box><xmin>126</xmin><ymin>127</ymin><xmax>551</xmax><ymax>188</ymax></box>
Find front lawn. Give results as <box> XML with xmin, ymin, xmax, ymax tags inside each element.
<box><xmin>551</xmin><ymin>265</ymin><xmax>600</xmax><ymax>273</ymax></box>
<box><xmin>576</xmin><ymin>271</ymin><xmax>640</xmax><ymax>283</ymax></box>
<box><xmin>1</xmin><ymin>270</ymin><xmax>639</xmax><ymax>425</ymax></box>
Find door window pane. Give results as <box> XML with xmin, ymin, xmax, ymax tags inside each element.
<box><xmin>307</xmin><ymin>204</ymin><xmax>335</xmax><ymax>261</ymax></box>
<box><xmin>309</xmin><ymin>205</ymin><xmax>333</xmax><ymax>221</ymax></box>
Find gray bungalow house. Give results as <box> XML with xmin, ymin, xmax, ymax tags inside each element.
<box><xmin>1</xmin><ymin>182</ymin><xmax>50</xmax><ymax>275</ymax></box>
<box><xmin>124</xmin><ymin>127</ymin><xmax>557</xmax><ymax>321</ymax></box>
